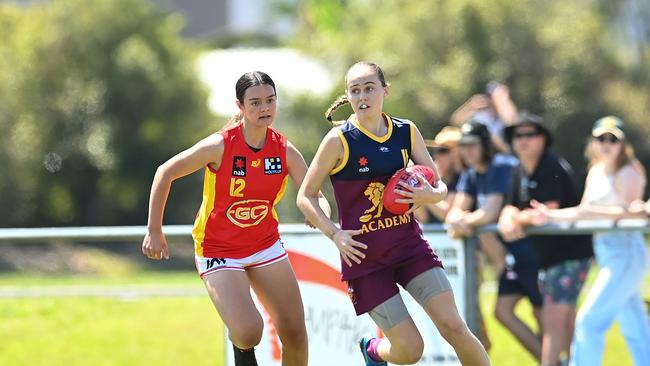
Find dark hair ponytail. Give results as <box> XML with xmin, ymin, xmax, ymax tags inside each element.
<box><xmin>223</xmin><ymin>71</ymin><xmax>277</xmax><ymax>128</ymax></box>
<box><xmin>325</xmin><ymin>94</ymin><xmax>349</xmax><ymax>125</ymax></box>
<box><xmin>324</xmin><ymin>61</ymin><xmax>389</xmax><ymax>126</ymax></box>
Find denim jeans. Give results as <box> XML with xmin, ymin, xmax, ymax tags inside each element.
<box><xmin>570</xmin><ymin>231</ymin><xmax>650</xmax><ymax>366</ymax></box>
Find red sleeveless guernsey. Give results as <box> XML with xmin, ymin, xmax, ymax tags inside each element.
<box><xmin>191</xmin><ymin>123</ymin><xmax>289</xmax><ymax>258</ymax></box>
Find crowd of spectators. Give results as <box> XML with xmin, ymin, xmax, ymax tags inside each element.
<box><xmin>419</xmin><ymin>83</ymin><xmax>650</xmax><ymax>366</ymax></box>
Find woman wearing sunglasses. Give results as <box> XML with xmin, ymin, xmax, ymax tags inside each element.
<box><xmin>532</xmin><ymin>116</ymin><xmax>650</xmax><ymax>366</ymax></box>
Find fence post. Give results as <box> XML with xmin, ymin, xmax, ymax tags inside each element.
<box><xmin>463</xmin><ymin>236</ymin><xmax>479</xmax><ymax>336</ymax></box>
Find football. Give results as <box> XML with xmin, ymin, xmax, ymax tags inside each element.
<box><xmin>382</xmin><ymin>165</ymin><xmax>438</xmax><ymax>215</ymax></box>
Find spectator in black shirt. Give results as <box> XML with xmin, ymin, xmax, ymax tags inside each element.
<box><xmin>448</xmin><ymin>121</ymin><xmax>542</xmax><ymax>360</ymax></box>
<box><xmin>498</xmin><ymin>112</ymin><xmax>593</xmax><ymax>366</ymax></box>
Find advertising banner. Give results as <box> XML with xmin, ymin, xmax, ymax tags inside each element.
<box><xmin>225</xmin><ymin>230</ymin><xmax>465</xmax><ymax>366</ymax></box>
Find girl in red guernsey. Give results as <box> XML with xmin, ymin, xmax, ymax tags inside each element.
<box><xmin>297</xmin><ymin>61</ymin><xmax>490</xmax><ymax>366</ymax></box>
<box><xmin>143</xmin><ymin>71</ymin><xmax>327</xmax><ymax>366</ymax></box>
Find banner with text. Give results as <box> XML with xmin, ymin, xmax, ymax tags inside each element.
<box><xmin>225</xmin><ymin>231</ymin><xmax>465</xmax><ymax>366</ymax></box>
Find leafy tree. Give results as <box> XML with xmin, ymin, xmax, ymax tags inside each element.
<box><xmin>0</xmin><ymin>0</ymin><xmax>212</xmax><ymax>227</ymax></box>
<box><xmin>289</xmin><ymin>0</ymin><xmax>650</xmax><ymax>189</ymax></box>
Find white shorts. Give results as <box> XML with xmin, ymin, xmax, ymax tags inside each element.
<box><xmin>195</xmin><ymin>239</ymin><xmax>287</xmax><ymax>278</ymax></box>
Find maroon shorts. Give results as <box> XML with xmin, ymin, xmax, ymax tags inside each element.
<box><xmin>345</xmin><ymin>250</ymin><xmax>443</xmax><ymax>315</ymax></box>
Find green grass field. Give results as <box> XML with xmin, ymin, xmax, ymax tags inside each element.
<box><xmin>0</xmin><ymin>270</ymin><xmax>647</xmax><ymax>366</ymax></box>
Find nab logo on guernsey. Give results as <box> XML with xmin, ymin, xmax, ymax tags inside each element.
<box><xmin>358</xmin><ymin>156</ymin><xmax>369</xmax><ymax>172</ymax></box>
<box><xmin>232</xmin><ymin>156</ymin><xmax>246</xmax><ymax>176</ymax></box>
<box><xmin>227</xmin><ymin>199</ymin><xmax>270</xmax><ymax>228</ymax></box>
<box><xmin>264</xmin><ymin>157</ymin><xmax>282</xmax><ymax>175</ymax></box>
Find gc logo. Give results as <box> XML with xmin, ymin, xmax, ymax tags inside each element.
<box><xmin>226</xmin><ymin>199</ymin><xmax>270</xmax><ymax>228</ymax></box>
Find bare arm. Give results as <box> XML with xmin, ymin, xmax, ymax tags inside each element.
<box><xmin>498</xmin><ymin>204</ymin><xmax>525</xmax><ymax>242</ymax></box>
<box><xmin>296</xmin><ymin>130</ymin><xmax>367</xmax><ymax>267</ymax></box>
<box><xmin>446</xmin><ymin>192</ymin><xmax>474</xmax><ymax>222</ymax></box>
<box><xmin>538</xmin><ymin>166</ymin><xmax>646</xmax><ymax>221</ymax></box>
<box><xmin>286</xmin><ymin>140</ymin><xmax>331</xmax><ymax>222</ymax></box>
<box><xmin>445</xmin><ymin>192</ymin><xmax>474</xmax><ymax>238</ymax></box>
<box><xmin>499</xmin><ymin>200</ymin><xmax>560</xmax><ymax>241</ymax></box>
<box><xmin>571</xmin><ymin>166</ymin><xmax>644</xmax><ymax>219</ymax></box>
<box><xmin>143</xmin><ymin>133</ymin><xmax>224</xmax><ymax>259</ymax></box>
<box><xmin>515</xmin><ymin>201</ymin><xmax>560</xmax><ymax>225</ymax></box>
<box><xmin>450</xmin><ymin>94</ymin><xmax>490</xmax><ymax>125</ymax></box>
<box><xmin>422</xmin><ymin>191</ymin><xmax>457</xmax><ymax>222</ymax></box>
<box><xmin>490</xmin><ymin>84</ymin><xmax>518</xmax><ymax>124</ymax></box>
<box><xmin>463</xmin><ymin>193</ymin><xmax>504</xmax><ymax>227</ymax></box>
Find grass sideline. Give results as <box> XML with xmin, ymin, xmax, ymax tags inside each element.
<box><xmin>0</xmin><ymin>271</ymin><xmax>647</xmax><ymax>366</ymax></box>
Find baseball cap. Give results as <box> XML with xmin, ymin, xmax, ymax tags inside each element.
<box><xmin>592</xmin><ymin>116</ymin><xmax>625</xmax><ymax>139</ymax></box>
<box><xmin>459</xmin><ymin>121</ymin><xmax>490</xmax><ymax>145</ymax></box>
<box><xmin>425</xmin><ymin>126</ymin><xmax>462</xmax><ymax>148</ymax></box>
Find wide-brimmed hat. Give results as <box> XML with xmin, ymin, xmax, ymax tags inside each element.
<box><xmin>425</xmin><ymin>126</ymin><xmax>462</xmax><ymax>148</ymax></box>
<box><xmin>503</xmin><ymin>111</ymin><xmax>552</xmax><ymax>147</ymax></box>
<box><xmin>592</xmin><ymin>116</ymin><xmax>625</xmax><ymax>140</ymax></box>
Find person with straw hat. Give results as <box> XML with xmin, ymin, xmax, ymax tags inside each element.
<box><xmin>416</xmin><ymin>126</ymin><xmax>464</xmax><ymax>223</ymax></box>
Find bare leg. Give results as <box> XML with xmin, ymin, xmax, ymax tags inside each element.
<box><xmin>203</xmin><ymin>270</ymin><xmax>264</xmax><ymax>349</ymax></box>
<box><xmin>478</xmin><ymin>233</ymin><xmax>506</xmax><ymax>274</ymax></box>
<box><xmin>248</xmin><ymin>259</ymin><xmax>308</xmax><ymax>366</ymax></box>
<box><xmin>494</xmin><ymin>294</ymin><xmax>542</xmax><ymax>360</ymax></box>
<box><xmin>541</xmin><ymin>299</ymin><xmax>575</xmax><ymax>366</ymax></box>
<box><xmin>424</xmin><ymin>290</ymin><xmax>491</xmax><ymax>365</ymax></box>
<box><xmin>374</xmin><ymin>317</ymin><xmax>425</xmax><ymax>364</ymax></box>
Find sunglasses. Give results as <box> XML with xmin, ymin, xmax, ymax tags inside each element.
<box><xmin>434</xmin><ymin>147</ymin><xmax>451</xmax><ymax>155</ymax></box>
<box><xmin>513</xmin><ymin>131</ymin><xmax>541</xmax><ymax>139</ymax></box>
<box><xmin>595</xmin><ymin>135</ymin><xmax>620</xmax><ymax>144</ymax></box>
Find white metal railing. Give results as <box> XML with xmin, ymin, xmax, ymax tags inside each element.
<box><xmin>1</xmin><ymin>220</ymin><xmax>649</xmax><ymax>243</ymax></box>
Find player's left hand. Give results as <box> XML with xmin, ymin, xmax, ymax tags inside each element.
<box><xmin>142</xmin><ymin>229</ymin><xmax>170</xmax><ymax>260</ymax></box>
<box><xmin>394</xmin><ymin>174</ymin><xmax>447</xmax><ymax>215</ymax></box>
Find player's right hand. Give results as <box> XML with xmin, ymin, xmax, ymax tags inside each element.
<box><xmin>331</xmin><ymin>229</ymin><xmax>367</xmax><ymax>267</ymax></box>
<box><xmin>142</xmin><ymin>230</ymin><xmax>170</xmax><ymax>260</ymax></box>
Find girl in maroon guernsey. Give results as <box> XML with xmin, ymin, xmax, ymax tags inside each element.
<box><xmin>297</xmin><ymin>61</ymin><xmax>491</xmax><ymax>366</ymax></box>
<box><xmin>143</xmin><ymin>72</ymin><xmax>328</xmax><ymax>366</ymax></box>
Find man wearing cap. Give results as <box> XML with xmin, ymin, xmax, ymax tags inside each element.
<box><xmin>447</xmin><ymin>121</ymin><xmax>543</xmax><ymax>360</ymax></box>
<box><xmin>498</xmin><ymin>112</ymin><xmax>593</xmax><ymax>366</ymax></box>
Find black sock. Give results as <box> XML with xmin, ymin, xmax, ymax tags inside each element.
<box><xmin>233</xmin><ymin>344</ymin><xmax>258</xmax><ymax>366</ymax></box>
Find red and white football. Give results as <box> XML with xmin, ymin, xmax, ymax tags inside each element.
<box><xmin>382</xmin><ymin>165</ymin><xmax>438</xmax><ymax>215</ymax></box>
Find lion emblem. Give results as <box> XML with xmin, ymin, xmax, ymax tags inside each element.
<box><xmin>359</xmin><ymin>182</ymin><xmax>385</xmax><ymax>223</ymax></box>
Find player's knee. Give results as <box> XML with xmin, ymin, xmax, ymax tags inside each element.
<box><xmin>437</xmin><ymin>317</ymin><xmax>469</xmax><ymax>344</ymax></box>
<box><xmin>393</xmin><ymin>338</ymin><xmax>424</xmax><ymax>364</ymax></box>
<box><xmin>494</xmin><ymin>302</ymin><xmax>514</xmax><ymax>325</ymax></box>
<box><xmin>277</xmin><ymin>321</ymin><xmax>308</xmax><ymax>349</ymax></box>
<box><xmin>403</xmin><ymin>341</ymin><xmax>425</xmax><ymax>364</ymax></box>
<box><xmin>230</xmin><ymin>319</ymin><xmax>264</xmax><ymax>349</ymax></box>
